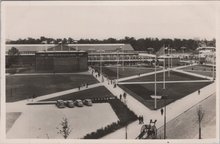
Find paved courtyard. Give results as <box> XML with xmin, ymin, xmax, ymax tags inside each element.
<box><xmin>6</xmin><ymin>63</ymin><xmax>216</xmax><ymax>139</ymax></box>
<box><xmin>7</xmin><ymin>103</ymin><xmax>118</xmax><ymax>139</ymax></box>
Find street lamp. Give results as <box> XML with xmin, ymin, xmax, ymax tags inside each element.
<box><xmin>121</xmin><ymin>45</ymin><xmax>125</xmax><ymax>71</ymax></box>
<box><xmin>97</xmin><ymin>50</ymin><xmax>105</xmax><ymax>81</ymax></box>
<box><xmin>116</xmin><ymin>48</ymin><xmax>121</xmax><ymax>84</ymax></box>
<box><xmin>160</xmin><ymin>92</ymin><xmax>167</xmax><ymax>139</ymax></box>
<box><xmin>212</xmin><ymin>50</ymin><xmax>215</xmax><ymax>81</ymax></box>
<box><xmin>124</xmin><ymin>95</ymin><xmax>128</xmax><ymax>139</ymax></box>
<box><xmin>73</xmin><ymin>40</ymin><xmax>78</xmax><ymax>51</ymax></box>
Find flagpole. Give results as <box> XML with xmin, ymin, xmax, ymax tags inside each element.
<box><xmin>163</xmin><ymin>46</ymin><xmax>165</xmax><ymax>89</ymax></box>
<box><xmin>168</xmin><ymin>47</ymin><xmax>170</xmax><ymax>77</ymax></box>
<box><xmin>154</xmin><ymin>56</ymin><xmax>157</xmax><ymax>109</ymax></box>
<box><xmin>171</xmin><ymin>47</ymin><xmax>173</xmax><ymax>69</ymax></box>
<box><xmin>213</xmin><ymin>51</ymin><xmax>215</xmax><ymax>81</ymax></box>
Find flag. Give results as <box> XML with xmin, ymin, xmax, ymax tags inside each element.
<box><xmin>156</xmin><ymin>46</ymin><xmax>166</xmax><ymax>57</ymax></box>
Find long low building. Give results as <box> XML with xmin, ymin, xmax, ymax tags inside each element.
<box><xmin>6</xmin><ymin>44</ymin><xmax>182</xmax><ymax>72</ymax></box>
<box><xmin>35</xmin><ymin>51</ymin><xmax>88</xmax><ymax>73</ymax></box>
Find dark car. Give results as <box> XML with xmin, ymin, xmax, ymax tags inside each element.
<box><xmin>56</xmin><ymin>100</ymin><xmax>66</xmax><ymax>108</ymax></box>
<box><xmin>66</xmin><ymin>100</ymin><xmax>74</xmax><ymax>108</ymax></box>
<box><xmin>83</xmin><ymin>99</ymin><xmax>92</xmax><ymax>106</ymax></box>
<box><xmin>74</xmin><ymin>99</ymin><xmax>84</xmax><ymax>107</ymax></box>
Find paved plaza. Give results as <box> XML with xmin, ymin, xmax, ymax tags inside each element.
<box><xmin>6</xmin><ymin>64</ymin><xmax>216</xmax><ymax>139</ymax></box>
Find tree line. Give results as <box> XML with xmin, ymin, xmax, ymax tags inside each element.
<box><xmin>7</xmin><ymin>36</ymin><xmax>215</xmax><ymax>52</ymax></box>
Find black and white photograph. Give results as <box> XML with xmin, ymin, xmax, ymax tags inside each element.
<box><xmin>0</xmin><ymin>1</ymin><xmax>219</xmax><ymax>143</ymax></box>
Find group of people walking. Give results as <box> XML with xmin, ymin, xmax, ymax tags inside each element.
<box><xmin>138</xmin><ymin>115</ymin><xmax>144</xmax><ymax>124</ymax></box>
<box><xmin>78</xmin><ymin>83</ymin><xmax>89</xmax><ymax>91</ymax></box>
<box><xmin>119</xmin><ymin>92</ymin><xmax>127</xmax><ymax>101</ymax></box>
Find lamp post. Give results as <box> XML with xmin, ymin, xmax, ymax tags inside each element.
<box><xmin>100</xmin><ymin>51</ymin><xmax>102</xmax><ymax>75</ymax></box>
<box><xmin>160</xmin><ymin>92</ymin><xmax>167</xmax><ymax>139</ymax></box>
<box><xmin>121</xmin><ymin>45</ymin><xmax>125</xmax><ymax>71</ymax></box>
<box><xmin>98</xmin><ymin>50</ymin><xmax>105</xmax><ymax>81</ymax></box>
<box><xmin>212</xmin><ymin>50</ymin><xmax>215</xmax><ymax>81</ymax></box>
<box><xmin>116</xmin><ymin>47</ymin><xmax>122</xmax><ymax>84</ymax></box>
<box><xmin>125</xmin><ymin>95</ymin><xmax>128</xmax><ymax>139</ymax></box>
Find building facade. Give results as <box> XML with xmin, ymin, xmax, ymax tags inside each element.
<box><xmin>35</xmin><ymin>51</ymin><xmax>88</xmax><ymax>73</ymax></box>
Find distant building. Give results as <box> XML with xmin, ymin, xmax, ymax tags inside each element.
<box><xmin>196</xmin><ymin>46</ymin><xmax>215</xmax><ymax>64</ymax></box>
<box><xmin>6</xmin><ymin>44</ymin><xmax>88</xmax><ymax>73</ymax></box>
<box><xmin>35</xmin><ymin>51</ymin><xmax>87</xmax><ymax>73</ymax></box>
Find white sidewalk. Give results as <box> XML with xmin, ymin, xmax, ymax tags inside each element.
<box><xmin>118</xmin><ymin>80</ymin><xmax>212</xmax><ymax>85</ymax></box>
<box><xmin>90</xmin><ymin>66</ymin><xmax>216</xmax><ymax>139</ymax></box>
<box><xmin>173</xmin><ymin>69</ymin><xmax>213</xmax><ymax>80</ymax></box>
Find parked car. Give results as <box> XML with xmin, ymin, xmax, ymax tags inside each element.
<box><xmin>83</xmin><ymin>99</ymin><xmax>93</xmax><ymax>106</ymax></box>
<box><xmin>56</xmin><ymin>100</ymin><xmax>66</xmax><ymax>108</ymax></box>
<box><xmin>74</xmin><ymin>99</ymin><xmax>84</xmax><ymax>107</ymax></box>
<box><xmin>66</xmin><ymin>100</ymin><xmax>74</xmax><ymax>108</ymax></box>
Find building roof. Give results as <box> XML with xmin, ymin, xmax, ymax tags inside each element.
<box><xmin>36</xmin><ymin>50</ymin><xmax>86</xmax><ymax>53</ymax></box>
<box><xmin>6</xmin><ymin>44</ymin><xmax>134</xmax><ymax>52</ymax></box>
<box><xmin>196</xmin><ymin>46</ymin><xmax>215</xmax><ymax>50</ymax></box>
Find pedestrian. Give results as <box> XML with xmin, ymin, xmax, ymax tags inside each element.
<box><xmin>160</xmin><ymin>108</ymin><xmax>164</xmax><ymax>115</ymax></box>
<box><xmin>78</xmin><ymin>86</ymin><xmax>80</xmax><ymax>91</ymax></box>
<box><xmin>138</xmin><ymin>116</ymin><xmax>141</xmax><ymax>124</ymax></box>
<box><xmin>141</xmin><ymin>115</ymin><xmax>144</xmax><ymax>124</ymax></box>
<box><xmin>119</xmin><ymin>94</ymin><xmax>122</xmax><ymax>100</ymax></box>
<box><xmin>114</xmin><ymin>84</ymin><xmax>116</xmax><ymax>88</ymax></box>
<box><xmin>198</xmin><ymin>89</ymin><xmax>200</xmax><ymax>95</ymax></box>
<box><xmin>123</xmin><ymin>92</ymin><xmax>127</xmax><ymax>99</ymax></box>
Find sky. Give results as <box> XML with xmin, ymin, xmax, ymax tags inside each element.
<box><xmin>3</xmin><ymin>2</ymin><xmax>218</xmax><ymax>40</ymax></box>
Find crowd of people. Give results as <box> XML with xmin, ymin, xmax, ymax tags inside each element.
<box><xmin>78</xmin><ymin>83</ymin><xmax>89</xmax><ymax>91</ymax></box>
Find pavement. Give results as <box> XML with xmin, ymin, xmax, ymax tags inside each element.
<box><xmin>118</xmin><ymin>80</ymin><xmax>212</xmax><ymax>85</ymax></box>
<box><xmin>7</xmin><ymin>103</ymin><xmax>119</xmax><ymax>139</ymax></box>
<box><xmin>173</xmin><ymin>69</ymin><xmax>213</xmax><ymax>80</ymax></box>
<box><xmin>6</xmin><ymin>63</ymin><xmax>216</xmax><ymax>139</ymax></box>
<box><xmin>157</xmin><ymin>93</ymin><xmax>216</xmax><ymax>139</ymax></box>
<box><xmin>89</xmin><ymin>64</ymin><xmax>216</xmax><ymax>139</ymax></box>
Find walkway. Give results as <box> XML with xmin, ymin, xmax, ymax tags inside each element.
<box><xmin>173</xmin><ymin>69</ymin><xmax>213</xmax><ymax>80</ymax></box>
<box><xmin>89</xmin><ymin>64</ymin><xmax>216</xmax><ymax>139</ymax></box>
<box><xmin>118</xmin><ymin>80</ymin><xmax>212</xmax><ymax>85</ymax></box>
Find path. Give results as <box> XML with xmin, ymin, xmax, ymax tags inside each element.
<box><xmin>118</xmin><ymin>80</ymin><xmax>212</xmax><ymax>85</ymax></box>
<box><xmin>173</xmin><ymin>69</ymin><xmax>213</xmax><ymax>80</ymax></box>
<box><xmin>89</xmin><ymin>64</ymin><xmax>216</xmax><ymax>139</ymax></box>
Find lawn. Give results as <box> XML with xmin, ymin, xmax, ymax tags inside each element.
<box><xmin>41</xmin><ymin>86</ymin><xmax>114</xmax><ymax>101</ymax></box>
<box><xmin>92</xmin><ymin>66</ymin><xmax>162</xmax><ymax>80</ymax></box>
<box><xmin>6</xmin><ymin>74</ymin><xmax>99</xmax><ymax>102</ymax></box>
<box><xmin>123</xmin><ymin>71</ymin><xmax>207</xmax><ymax>83</ymax></box>
<box><xmin>6</xmin><ymin>67</ymin><xmax>35</xmax><ymax>74</ymax></box>
<box><xmin>119</xmin><ymin>82</ymin><xmax>212</xmax><ymax>110</ymax></box>
<box><xmin>180</xmin><ymin>65</ymin><xmax>216</xmax><ymax>77</ymax></box>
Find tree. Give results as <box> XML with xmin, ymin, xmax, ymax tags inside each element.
<box><xmin>7</xmin><ymin>47</ymin><xmax>20</xmax><ymax>68</ymax></box>
<box><xmin>57</xmin><ymin>117</ymin><xmax>72</xmax><ymax>139</ymax></box>
<box><xmin>196</xmin><ymin>105</ymin><xmax>205</xmax><ymax>139</ymax></box>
